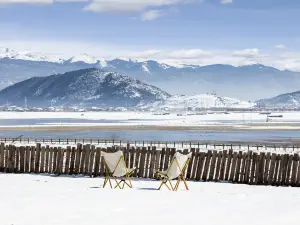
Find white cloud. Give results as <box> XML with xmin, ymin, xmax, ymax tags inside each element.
<box><xmin>168</xmin><ymin>49</ymin><xmax>212</xmax><ymax>59</ymax></box>
<box><xmin>220</xmin><ymin>0</ymin><xmax>232</xmax><ymax>4</ymax></box>
<box><xmin>84</xmin><ymin>0</ymin><xmax>196</xmax><ymax>13</ymax></box>
<box><xmin>141</xmin><ymin>10</ymin><xmax>163</xmax><ymax>21</ymax></box>
<box><xmin>126</xmin><ymin>50</ymin><xmax>162</xmax><ymax>58</ymax></box>
<box><xmin>0</xmin><ymin>0</ymin><xmax>229</xmax><ymax>21</ymax></box>
<box><xmin>83</xmin><ymin>0</ymin><xmax>203</xmax><ymax>21</ymax></box>
<box><xmin>233</xmin><ymin>48</ymin><xmax>260</xmax><ymax>58</ymax></box>
<box><xmin>275</xmin><ymin>44</ymin><xmax>286</xmax><ymax>49</ymax></box>
<box><xmin>0</xmin><ymin>0</ymin><xmax>87</xmax><ymax>4</ymax></box>
<box><xmin>0</xmin><ymin>0</ymin><xmax>52</xmax><ymax>3</ymax></box>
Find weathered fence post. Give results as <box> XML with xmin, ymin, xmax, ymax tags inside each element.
<box><xmin>1</xmin><ymin>142</ymin><xmax>300</xmax><ymax>188</ymax></box>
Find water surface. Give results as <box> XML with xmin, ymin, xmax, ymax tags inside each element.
<box><xmin>0</xmin><ymin>129</ymin><xmax>299</xmax><ymax>143</ymax></box>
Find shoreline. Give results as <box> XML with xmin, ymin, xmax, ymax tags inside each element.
<box><xmin>0</xmin><ymin>123</ymin><xmax>300</xmax><ymax>131</ymax></box>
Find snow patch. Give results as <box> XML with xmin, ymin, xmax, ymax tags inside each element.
<box><xmin>160</xmin><ymin>64</ymin><xmax>170</xmax><ymax>69</ymax></box>
<box><xmin>142</xmin><ymin>64</ymin><xmax>151</xmax><ymax>74</ymax></box>
<box><xmin>139</xmin><ymin>94</ymin><xmax>255</xmax><ymax>110</ymax></box>
<box><xmin>68</xmin><ymin>53</ymin><xmax>98</xmax><ymax>64</ymax></box>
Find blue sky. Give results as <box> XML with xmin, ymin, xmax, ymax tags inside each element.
<box><xmin>1</xmin><ymin>0</ymin><xmax>300</xmax><ymax>70</ymax></box>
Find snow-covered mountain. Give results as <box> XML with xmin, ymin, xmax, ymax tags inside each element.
<box><xmin>139</xmin><ymin>94</ymin><xmax>255</xmax><ymax>110</ymax></box>
<box><xmin>257</xmin><ymin>91</ymin><xmax>300</xmax><ymax>108</ymax></box>
<box><xmin>0</xmin><ymin>68</ymin><xmax>170</xmax><ymax>107</ymax></box>
<box><xmin>2</xmin><ymin>47</ymin><xmax>300</xmax><ymax>101</ymax></box>
<box><xmin>0</xmin><ymin>47</ymin><xmax>63</xmax><ymax>63</ymax></box>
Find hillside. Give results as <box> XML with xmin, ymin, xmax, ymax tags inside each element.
<box><xmin>139</xmin><ymin>94</ymin><xmax>255</xmax><ymax>110</ymax></box>
<box><xmin>257</xmin><ymin>90</ymin><xmax>300</xmax><ymax>108</ymax></box>
<box><xmin>0</xmin><ymin>68</ymin><xmax>170</xmax><ymax>107</ymax></box>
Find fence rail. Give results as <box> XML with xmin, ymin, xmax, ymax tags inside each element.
<box><xmin>1</xmin><ymin>137</ymin><xmax>300</xmax><ymax>153</ymax></box>
<box><xmin>1</xmin><ymin>143</ymin><xmax>300</xmax><ymax>187</ymax></box>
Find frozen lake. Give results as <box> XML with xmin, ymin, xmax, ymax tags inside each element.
<box><xmin>1</xmin><ymin>111</ymin><xmax>300</xmax><ymax>126</ymax></box>
<box><xmin>1</xmin><ymin>129</ymin><xmax>300</xmax><ymax>143</ymax></box>
<box><xmin>0</xmin><ymin>112</ymin><xmax>300</xmax><ymax>143</ymax></box>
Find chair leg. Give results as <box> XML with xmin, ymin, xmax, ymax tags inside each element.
<box><xmin>124</xmin><ymin>176</ymin><xmax>133</xmax><ymax>188</ymax></box>
<box><xmin>114</xmin><ymin>181</ymin><xmax>121</xmax><ymax>189</ymax></box>
<box><xmin>182</xmin><ymin>177</ymin><xmax>189</xmax><ymax>190</ymax></box>
<box><xmin>115</xmin><ymin>180</ymin><xmax>123</xmax><ymax>189</ymax></box>
<box><xmin>168</xmin><ymin>180</ymin><xmax>174</xmax><ymax>191</ymax></box>
<box><xmin>127</xmin><ymin>177</ymin><xmax>133</xmax><ymax>188</ymax></box>
<box><xmin>110</xmin><ymin>175</ymin><xmax>134</xmax><ymax>190</ymax></box>
<box><xmin>158</xmin><ymin>179</ymin><xmax>171</xmax><ymax>190</ymax></box>
<box><xmin>113</xmin><ymin>177</ymin><xmax>122</xmax><ymax>189</ymax></box>
<box><xmin>174</xmin><ymin>176</ymin><xmax>189</xmax><ymax>191</ymax></box>
<box><xmin>120</xmin><ymin>180</ymin><xmax>131</xmax><ymax>189</ymax></box>
<box><xmin>158</xmin><ymin>180</ymin><xmax>165</xmax><ymax>190</ymax></box>
<box><xmin>108</xmin><ymin>178</ymin><xmax>112</xmax><ymax>188</ymax></box>
<box><xmin>124</xmin><ymin>181</ymin><xmax>131</xmax><ymax>188</ymax></box>
<box><xmin>164</xmin><ymin>182</ymin><xmax>171</xmax><ymax>190</ymax></box>
<box><xmin>103</xmin><ymin>177</ymin><xmax>108</xmax><ymax>188</ymax></box>
<box><xmin>103</xmin><ymin>176</ymin><xmax>112</xmax><ymax>188</ymax></box>
<box><xmin>174</xmin><ymin>177</ymin><xmax>181</xmax><ymax>191</ymax></box>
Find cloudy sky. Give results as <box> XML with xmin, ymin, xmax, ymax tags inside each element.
<box><xmin>1</xmin><ymin>0</ymin><xmax>300</xmax><ymax>70</ymax></box>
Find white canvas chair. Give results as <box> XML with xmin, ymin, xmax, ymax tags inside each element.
<box><xmin>155</xmin><ymin>152</ymin><xmax>192</xmax><ymax>191</ymax></box>
<box><xmin>102</xmin><ymin>151</ymin><xmax>135</xmax><ymax>189</ymax></box>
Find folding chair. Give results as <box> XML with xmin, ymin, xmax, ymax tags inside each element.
<box><xmin>102</xmin><ymin>151</ymin><xmax>135</xmax><ymax>189</ymax></box>
<box><xmin>155</xmin><ymin>152</ymin><xmax>192</xmax><ymax>191</ymax></box>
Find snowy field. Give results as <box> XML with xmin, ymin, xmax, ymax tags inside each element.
<box><xmin>0</xmin><ymin>111</ymin><xmax>300</xmax><ymax>129</ymax></box>
<box><xmin>1</xmin><ymin>174</ymin><xmax>300</xmax><ymax>225</ymax></box>
<box><xmin>1</xmin><ymin>111</ymin><xmax>300</xmax><ymax>144</ymax></box>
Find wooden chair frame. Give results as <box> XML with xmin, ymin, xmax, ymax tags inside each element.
<box><xmin>156</xmin><ymin>157</ymin><xmax>190</xmax><ymax>191</ymax></box>
<box><xmin>103</xmin><ymin>156</ymin><xmax>135</xmax><ymax>189</ymax></box>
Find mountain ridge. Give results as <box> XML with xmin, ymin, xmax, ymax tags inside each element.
<box><xmin>139</xmin><ymin>94</ymin><xmax>255</xmax><ymax>110</ymax></box>
<box><xmin>0</xmin><ymin>47</ymin><xmax>293</xmax><ymax>71</ymax></box>
<box><xmin>2</xmin><ymin>47</ymin><xmax>300</xmax><ymax>101</ymax></box>
<box><xmin>257</xmin><ymin>90</ymin><xmax>300</xmax><ymax>108</ymax></box>
<box><xmin>0</xmin><ymin>68</ymin><xmax>171</xmax><ymax>107</ymax></box>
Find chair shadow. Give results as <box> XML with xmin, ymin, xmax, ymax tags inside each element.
<box><xmin>89</xmin><ymin>186</ymin><xmax>102</xmax><ymax>189</ymax></box>
<box><xmin>138</xmin><ymin>187</ymin><xmax>158</xmax><ymax>191</ymax></box>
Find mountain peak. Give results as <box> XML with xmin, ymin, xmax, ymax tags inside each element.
<box><xmin>0</xmin><ymin>47</ymin><xmax>63</xmax><ymax>63</ymax></box>
<box><xmin>68</xmin><ymin>53</ymin><xmax>99</xmax><ymax>64</ymax></box>
<box><xmin>240</xmin><ymin>63</ymin><xmax>280</xmax><ymax>71</ymax></box>
<box><xmin>0</xmin><ymin>47</ymin><xmax>16</xmax><ymax>54</ymax></box>
<box><xmin>257</xmin><ymin>89</ymin><xmax>300</xmax><ymax>108</ymax></box>
<box><xmin>0</xmin><ymin>68</ymin><xmax>170</xmax><ymax>107</ymax></box>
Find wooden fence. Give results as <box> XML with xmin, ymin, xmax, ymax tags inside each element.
<box><xmin>1</xmin><ymin>142</ymin><xmax>300</xmax><ymax>187</ymax></box>
<box><xmin>1</xmin><ymin>137</ymin><xmax>300</xmax><ymax>153</ymax></box>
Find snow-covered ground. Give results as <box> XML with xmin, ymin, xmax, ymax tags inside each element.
<box><xmin>0</xmin><ymin>111</ymin><xmax>300</xmax><ymax>129</ymax></box>
<box><xmin>1</xmin><ymin>174</ymin><xmax>300</xmax><ymax>225</ymax></box>
<box><xmin>4</xmin><ymin>141</ymin><xmax>300</xmax><ymax>154</ymax></box>
<box><xmin>139</xmin><ymin>94</ymin><xmax>255</xmax><ymax>110</ymax></box>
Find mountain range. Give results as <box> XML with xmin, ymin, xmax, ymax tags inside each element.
<box><xmin>2</xmin><ymin>47</ymin><xmax>300</xmax><ymax>101</ymax></box>
<box><xmin>0</xmin><ymin>68</ymin><xmax>170</xmax><ymax>107</ymax></box>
